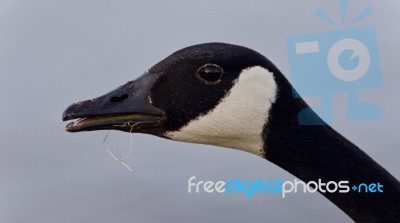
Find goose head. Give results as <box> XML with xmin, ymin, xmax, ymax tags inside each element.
<box><xmin>62</xmin><ymin>43</ymin><xmax>282</xmax><ymax>157</ymax></box>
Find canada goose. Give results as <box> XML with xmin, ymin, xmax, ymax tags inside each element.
<box><xmin>62</xmin><ymin>43</ymin><xmax>400</xmax><ymax>222</ymax></box>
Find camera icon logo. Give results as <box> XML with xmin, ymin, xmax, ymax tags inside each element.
<box><xmin>287</xmin><ymin>4</ymin><xmax>382</xmax><ymax>125</ymax></box>
<box><xmin>328</xmin><ymin>38</ymin><xmax>370</xmax><ymax>82</ymax></box>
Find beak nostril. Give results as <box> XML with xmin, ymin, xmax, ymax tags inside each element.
<box><xmin>110</xmin><ymin>94</ymin><xmax>129</xmax><ymax>103</ymax></box>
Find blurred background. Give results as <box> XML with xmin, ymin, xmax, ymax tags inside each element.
<box><xmin>1</xmin><ymin>0</ymin><xmax>399</xmax><ymax>222</ymax></box>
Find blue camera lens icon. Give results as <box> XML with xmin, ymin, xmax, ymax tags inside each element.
<box><xmin>287</xmin><ymin>27</ymin><xmax>381</xmax><ymax>125</ymax></box>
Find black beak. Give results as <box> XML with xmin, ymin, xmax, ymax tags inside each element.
<box><xmin>62</xmin><ymin>72</ymin><xmax>166</xmax><ymax>133</ymax></box>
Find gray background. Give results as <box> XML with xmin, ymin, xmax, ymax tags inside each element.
<box><xmin>1</xmin><ymin>0</ymin><xmax>399</xmax><ymax>222</ymax></box>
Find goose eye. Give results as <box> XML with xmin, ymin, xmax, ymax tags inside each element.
<box><xmin>196</xmin><ymin>64</ymin><xmax>223</xmax><ymax>84</ymax></box>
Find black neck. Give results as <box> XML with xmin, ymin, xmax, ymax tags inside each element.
<box><xmin>265</xmin><ymin>74</ymin><xmax>400</xmax><ymax>222</ymax></box>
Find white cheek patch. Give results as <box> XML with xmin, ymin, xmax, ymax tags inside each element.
<box><xmin>165</xmin><ymin>66</ymin><xmax>277</xmax><ymax>157</ymax></box>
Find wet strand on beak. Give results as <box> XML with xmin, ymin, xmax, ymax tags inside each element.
<box><xmin>49</xmin><ymin>122</ymin><xmax>63</xmax><ymax>137</ymax></box>
<box><xmin>102</xmin><ymin>122</ymin><xmax>137</xmax><ymax>172</ymax></box>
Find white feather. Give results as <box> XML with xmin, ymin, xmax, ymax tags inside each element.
<box><xmin>165</xmin><ymin>66</ymin><xmax>277</xmax><ymax>156</ymax></box>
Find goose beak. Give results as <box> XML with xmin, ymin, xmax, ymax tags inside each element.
<box><xmin>62</xmin><ymin>72</ymin><xmax>166</xmax><ymax>133</ymax></box>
